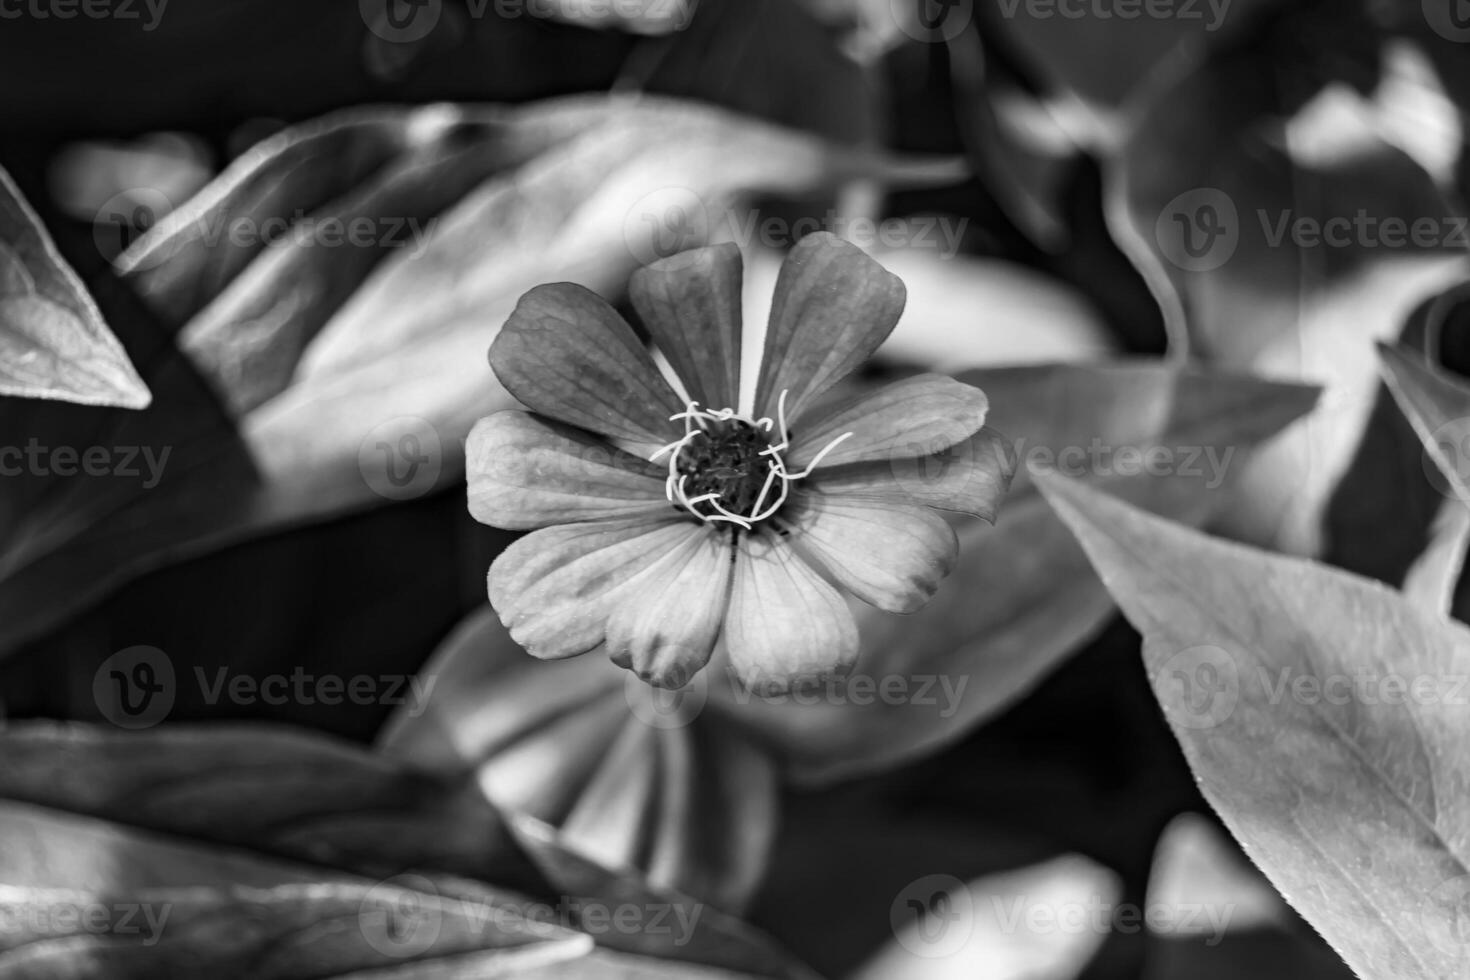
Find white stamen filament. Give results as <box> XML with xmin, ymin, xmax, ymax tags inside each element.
<box><xmin>648</xmin><ymin>388</ymin><xmax>853</xmax><ymax>531</ymax></box>
<box><xmin>781</xmin><ymin>431</ymin><xmax>854</xmax><ymax>480</ymax></box>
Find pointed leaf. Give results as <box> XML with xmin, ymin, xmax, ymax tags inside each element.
<box><xmin>0</xmin><ymin>167</ymin><xmax>149</xmax><ymax>408</ymax></box>
<box><xmin>852</xmin><ymin>855</ymin><xmax>1117</xmax><ymax>980</ymax></box>
<box><xmin>1379</xmin><ymin>342</ymin><xmax>1470</xmax><ymax>618</ymax></box>
<box><xmin>1379</xmin><ymin>341</ymin><xmax>1470</xmax><ymax>500</ymax></box>
<box><xmin>1403</xmin><ymin>500</ymin><xmax>1470</xmax><ymax>619</ymax></box>
<box><xmin>1145</xmin><ymin>813</ymin><xmax>1285</xmax><ymax>936</ymax></box>
<box><xmin>1037</xmin><ymin>471</ymin><xmax>1470</xmax><ymax>980</ymax></box>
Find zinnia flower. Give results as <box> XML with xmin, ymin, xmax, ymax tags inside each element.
<box><xmin>468</xmin><ymin>232</ymin><xmax>1012</xmax><ymax>691</ymax></box>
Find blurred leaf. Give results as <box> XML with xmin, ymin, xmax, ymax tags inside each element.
<box><xmin>0</xmin><ymin>0</ymin><xmax>867</xmax><ymax>144</ymax></box>
<box><xmin>710</xmin><ymin>361</ymin><xmax>1318</xmax><ymax>785</ymax></box>
<box><xmin>949</xmin><ymin>31</ymin><xmax>1079</xmax><ymax>250</ymax></box>
<box><xmin>638</xmin><ymin>0</ymin><xmax>875</xmax><ymax>143</ymax></box>
<box><xmin>979</xmin><ymin>0</ymin><xmax>1285</xmax><ymax>143</ymax></box>
<box><xmin>378</xmin><ymin>609</ymin><xmax>778</xmax><ymax>915</ymax></box>
<box><xmin>1366</xmin><ymin>2</ymin><xmax>1470</xmax><ymax>161</ymax></box>
<box><xmin>50</xmin><ymin>133</ymin><xmax>214</xmax><ymax>247</ymax></box>
<box><xmin>0</xmin><ymin>95</ymin><xmax>960</xmax><ymax>659</ymax></box>
<box><xmin>0</xmin><ymin>799</ymin><xmax>589</xmax><ymax>978</ymax></box>
<box><xmin>537</xmin><ymin>0</ymin><xmax>701</xmax><ymax>34</ymax></box>
<box><xmin>0</xmin><ymin>720</ymin><xmax>801</xmax><ymax>977</ymax></box>
<box><xmin>1145</xmin><ymin>814</ymin><xmax>1284</xmax><ymax>936</ymax></box>
<box><xmin>1037</xmin><ymin>471</ymin><xmax>1470</xmax><ymax>980</ymax></box>
<box><xmin>1379</xmin><ymin>341</ymin><xmax>1470</xmax><ymax>616</ymax></box>
<box><xmin>850</xmin><ymin>854</ymin><xmax>1116</xmax><ymax>980</ymax></box>
<box><xmin>514</xmin><ymin>948</ymin><xmax>797</xmax><ymax>979</ymax></box>
<box><xmin>1321</xmin><ymin>298</ymin><xmax>1454</xmax><ymax>600</ymax></box>
<box><xmin>0</xmin><ymin>722</ymin><xmax>523</xmax><ymax>884</ymax></box>
<box><xmin>0</xmin><ymin>270</ymin><xmax>255</xmax><ymax>656</ymax></box>
<box><xmin>122</xmin><ymin>102</ymin><xmax>602</xmax><ymax>413</ymax></box>
<box><xmin>1110</xmin><ymin>3</ymin><xmax>1468</xmax><ymax>554</ymax></box>
<box><xmin>1379</xmin><ymin>341</ymin><xmax>1470</xmax><ymax>499</ymax></box>
<box><xmin>509</xmin><ymin>814</ymin><xmax>818</xmax><ymax>980</ymax></box>
<box><xmin>0</xmin><ymin>166</ymin><xmax>149</xmax><ymax>409</ymax></box>
<box><xmin>1403</xmin><ymin>499</ymin><xmax>1470</xmax><ymax>618</ymax></box>
<box><xmin>875</xmin><ymin>248</ymin><xmax>1115</xmax><ymax>367</ymax></box>
<box><xmin>1140</xmin><ymin>818</ymin><xmax>1355</xmax><ymax>980</ymax></box>
<box><xmin>740</xmin><ymin>244</ymin><xmax>1115</xmax><ymax>372</ymax></box>
<box><xmin>791</xmin><ymin>0</ymin><xmax>907</xmax><ymax>59</ymax></box>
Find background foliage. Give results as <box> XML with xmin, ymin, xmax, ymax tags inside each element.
<box><xmin>2</xmin><ymin>0</ymin><xmax>1469</xmax><ymax>977</ymax></box>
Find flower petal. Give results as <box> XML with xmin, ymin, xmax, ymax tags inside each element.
<box><xmin>467</xmin><ymin>411</ymin><xmax>672</xmax><ymax>530</ymax></box>
<box><xmin>629</xmin><ymin>243</ymin><xmax>744</xmax><ymax>410</ymax></box>
<box><xmin>489</xmin><ymin>517</ymin><xmax>697</xmax><ymax>660</ymax></box>
<box><xmin>606</xmin><ymin>527</ymin><xmax>734</xmax><ymax>688</ymax></box>
<box><xmin>753</xmin><ymin>233</ymin><xmax>906</xmax><ymax>425</ymax></box>
<box><xmin>489</xmin><ymin>282</ymin><xmax>685</xmax><ymax>456</ymax></box>
<box><xmin>557</xmin><ymin>718</ymin><xmax>663</xmax><ymax>868</ymax></box>
<box><xmin>786</xmin><ymin>374</ymin><xmax>988</xmax><ymax>470</ymax></box>
<box><xmin>724</xmin><ymin>532</ymin><xmax>858</xmax><ymax>693</ymax></box>
<box><xmin>786</xmin><ymin>492</ymin><xmax>958</xmax><ymax>614</ymax></box>
<box><xmin>808</xmin><ymin>426</ymin><xmax>1017</xmax><ymax>521</ymax></box>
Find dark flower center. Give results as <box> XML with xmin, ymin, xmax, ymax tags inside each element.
<box><xmin>653</xmin><ymin>392</ymin><xmax>852</xmax><ymax>532</ymax></box>
<box><xmin>674</xmin><ymin>419</ymin><xmax>778</xmax><ymax>523</ymax></box>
